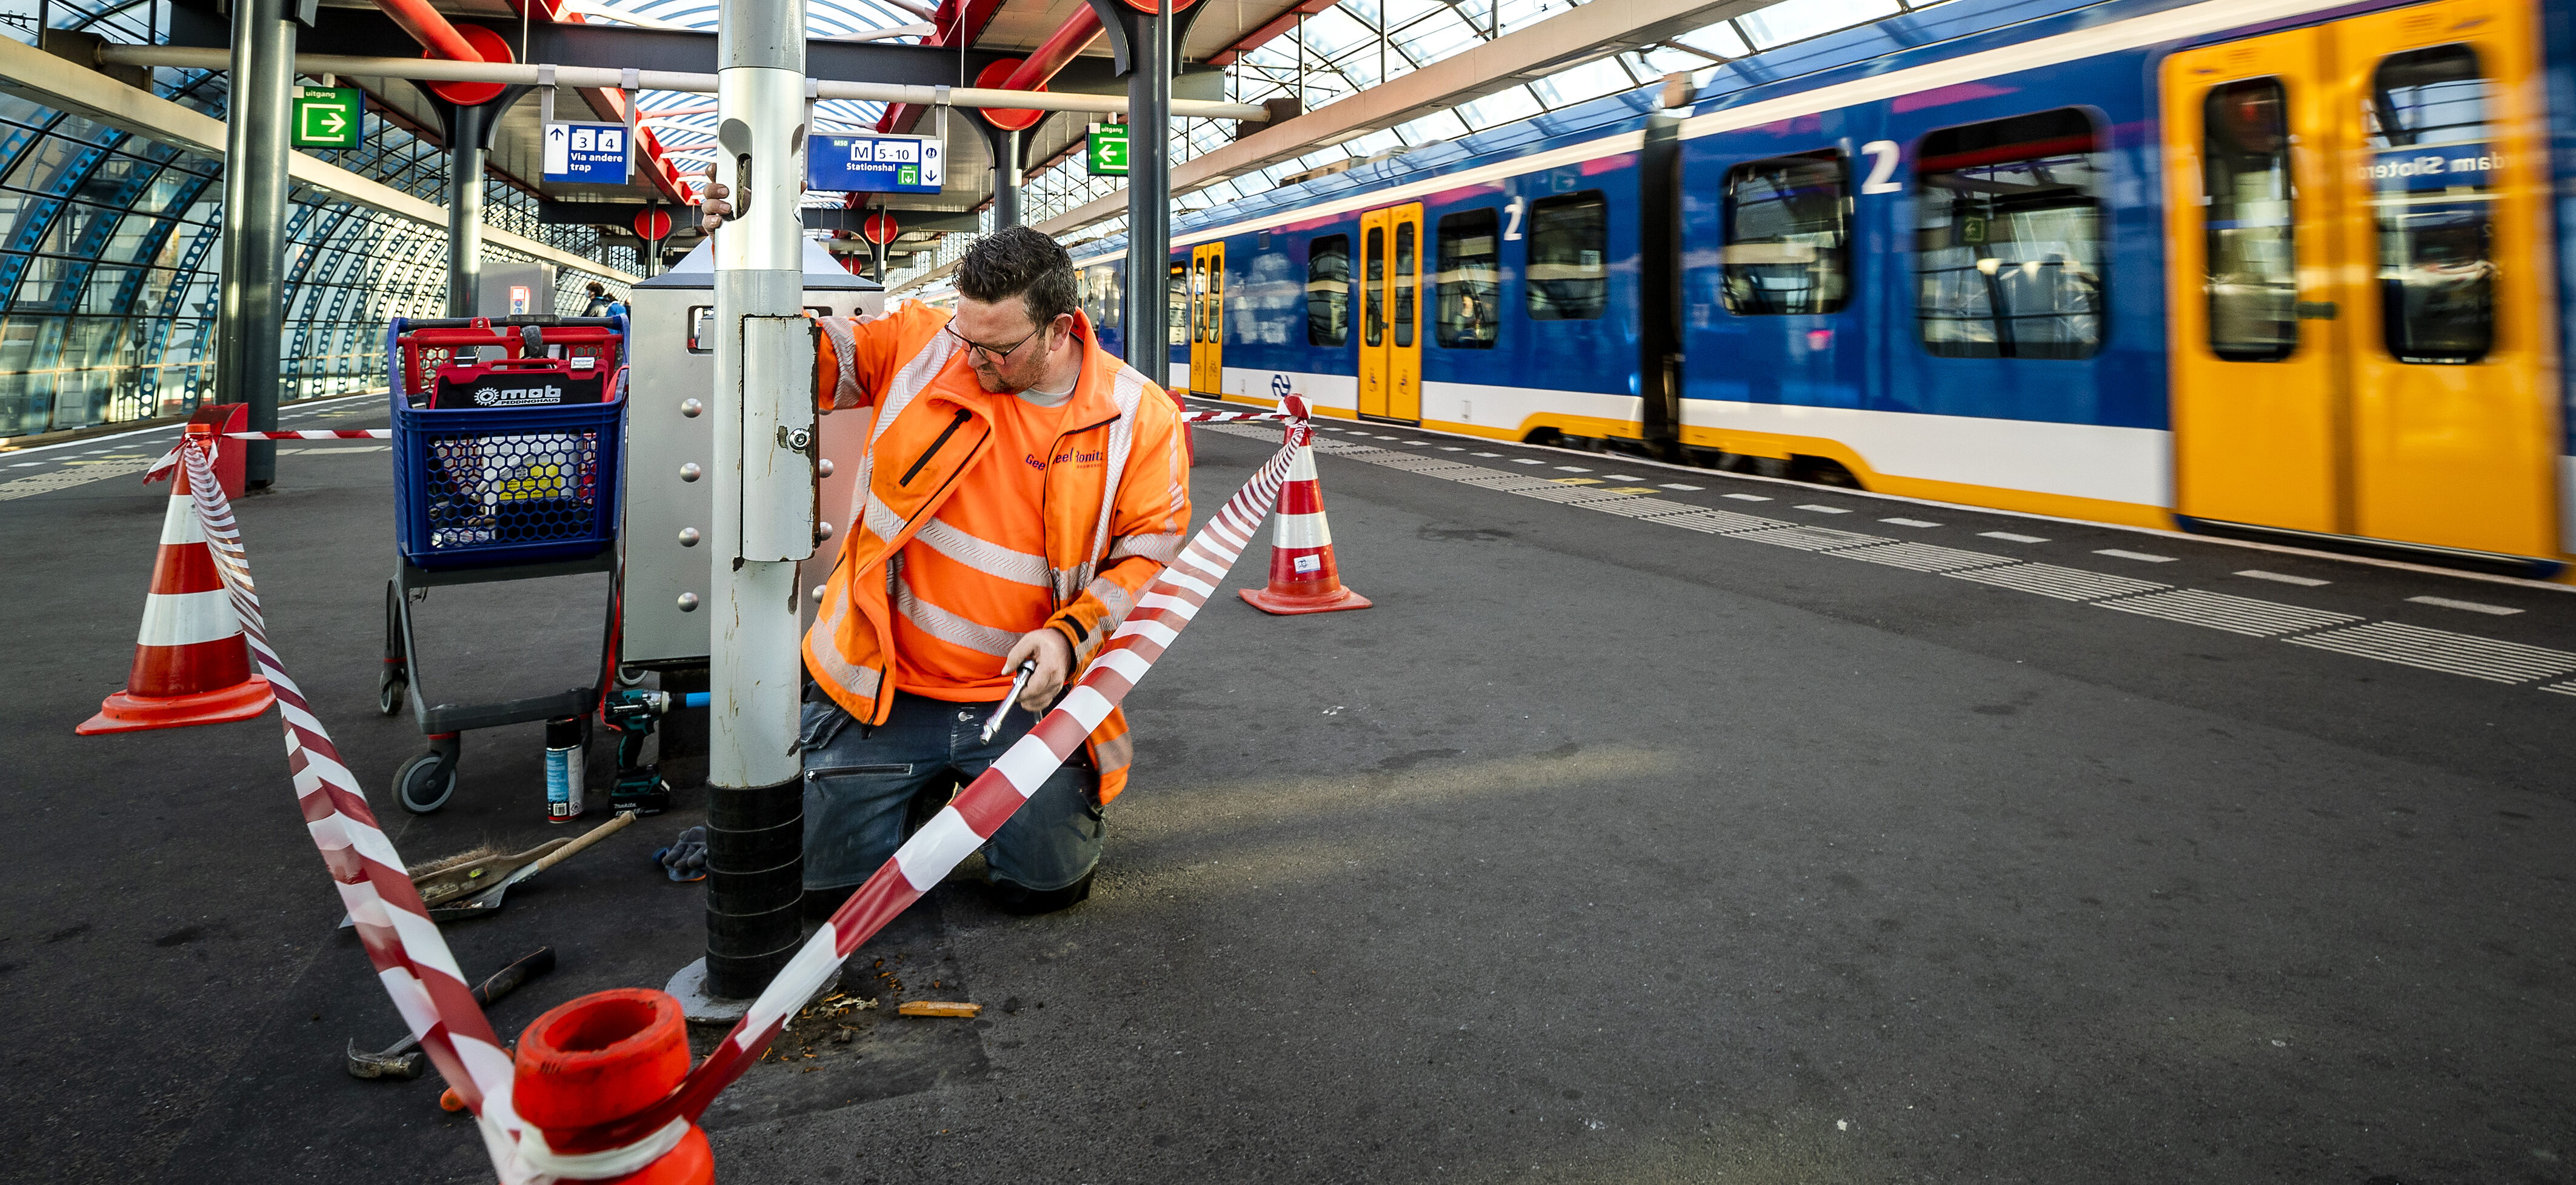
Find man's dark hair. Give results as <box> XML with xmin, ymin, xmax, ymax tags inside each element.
<box><xmin>586</xmin><ymin>281</ymin><xmax>605</xmax><ymax>295</ymax></box>
<box><xmin>956</xmin><ymin>225</ymin><xmax>1078</xmax><ymax>329</ymax></box>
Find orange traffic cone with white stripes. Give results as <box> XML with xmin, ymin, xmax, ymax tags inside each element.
<box><xmin>78</xmin><ymin>435</ymin><xmax>273</xmax><ymax>734</ymax></box>
<box><xmin>1239</xmin><ymin>430</ymin><xmax>1371</xmax><ymax>615</ymax></box>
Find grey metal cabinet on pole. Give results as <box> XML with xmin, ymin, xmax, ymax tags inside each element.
<box><xmin>216</xmin><ymin>0</ymin><xmax>293</xmax><ymax>487</ymax></box>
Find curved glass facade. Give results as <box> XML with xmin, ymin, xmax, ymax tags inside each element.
<box><xmin>1</xmin><ymin>2</ymin><xmax>639</xmax><ymax>439</ymax></box>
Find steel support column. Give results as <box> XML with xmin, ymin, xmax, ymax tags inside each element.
<box><xmin>695</xmin><ymin>0</ymin><xmax>812</xmax><ymax>1005</ymax></box>
<box><xmin>434</xmin><ymin>95</ymin><xmax>518</xmax><ymax>316</ymax></box>
<box><xmin>215</xmin><ymin>0</ymin><xmax>295</xmax><ymax>487</ymax></box>
<box><xmin>1121</xmin><ymin>0</ymin><xmax>1170</xmax><ymax>374</ymax></box>
<box><xmin>985</xmin><ymin>121</ymin><xmax>1021</xmax><ymax>229</ymax></box>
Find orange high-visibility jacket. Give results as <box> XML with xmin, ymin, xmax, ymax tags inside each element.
<box><xmin>802</xmin><ymin>301</ymin><xmax>1191</xmax><ymax>803</ymax></box>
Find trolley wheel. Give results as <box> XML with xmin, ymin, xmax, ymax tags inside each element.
<box><xmin>378</xmin><ymin>668</ymin><xmax>408</xmax><ymax>716</ymax></box>
<box><xmin>395</xmin><ymin>752</ymin><xmax>458</xmax><ymax>814</ymax></box>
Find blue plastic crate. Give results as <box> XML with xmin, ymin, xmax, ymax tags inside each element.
<box><xmin>389</xmin><ymin>319</ymin><xmax>627</xmax><ymax>570</ymax></box>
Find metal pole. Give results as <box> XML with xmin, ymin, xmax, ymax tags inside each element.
<box><xmin>444</xmin><ymin>102</ymin><xmax>491</xmax><ymax>317</ymax></box>
<box><xmin>1121</xmin><ymin>0</ymin><xmax>1170</xmax><ymax>372</ymax></box>
<box><xmin>216</xmin><ymin>0</ymin><xmax>294</xmax><ymax>487</ymax></box>
<box><xmin>989</xmin><ymin>122</ymin><xmax>1020</xmax><ymax>229</ymax></box>
<box><xmin>696</xmin><ymin>0</ymin><xmax>812</xmax><ymax>1006</ymax></box>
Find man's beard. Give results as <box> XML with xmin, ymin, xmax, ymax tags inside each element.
<box><xmin>972</xmin><ymin>365</ymin><xmax>1024</xmax><ymax>395</ymax></box>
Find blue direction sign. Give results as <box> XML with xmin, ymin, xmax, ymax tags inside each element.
<box><xmin>543</xmin><ymin>121</ymin><xmax>631</xmax><ymax>186</ymax></box>
<box><xmin>809</xmin><ymin>134</ymin><xmax>944</xmax><ymax>194</ymax></box>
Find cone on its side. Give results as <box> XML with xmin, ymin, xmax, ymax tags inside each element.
<box><xmin>1240</xmin><ymin>435</ymin><xmax>1372</xmax><ymax>615</ymax></box>
<box><xmin>78</xmin><ymin>434</ymin><xmax>272</xmax><ymax>734</ymax></box>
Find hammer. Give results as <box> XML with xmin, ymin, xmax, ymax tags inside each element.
<box><xmin>345</xmin><ymin>947</ymin><xmax>555</xmax><ymax>1080</ymax></box>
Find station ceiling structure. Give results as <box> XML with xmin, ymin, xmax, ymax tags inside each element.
<box><xmin>0</xmin><ymin>0</ymin><xmax>1967</xmax><ymax>441</ymax></box>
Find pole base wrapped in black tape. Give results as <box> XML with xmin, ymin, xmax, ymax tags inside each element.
<box><xmin>701</xmin><ymin>777</ymin><xmax>802</xmax><ymax>1001</ymax></box>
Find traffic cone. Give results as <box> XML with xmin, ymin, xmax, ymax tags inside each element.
<box><xmin>78</xmin><ymin>435</ymin><xmax>273</xmax><ymax>734</ymax></box>
<box><xmin>513</xmin><ymin>989</ymin><xmax>715</xmax><ymax>1183</ymax></box>
<box><xmin>1238</xmin><ymin>433</ymin><xmax>1372</xmax><ymax>615</ymax></box>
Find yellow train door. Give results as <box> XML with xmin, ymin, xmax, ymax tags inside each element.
<box><xmin>1358</xmin><ymin>209</ymin><xmax>1390</xmax><ymax>418</ymax></box>
<box><xmin>2164</xmin><ymin>0</ymin><xmax>2560</xmax><ymax>564</ymax></box>
<box><xmin>1388</xmin><ymin>203</ymin><xmax>1424</xmax><ymax>422</ymax></box>
<box><xmin>1198</xmin><ymin>242</ymin><xmax>1225</xmax><ymax>395</ymax></box>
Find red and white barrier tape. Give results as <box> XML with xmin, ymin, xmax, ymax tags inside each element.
<box><xmin>144</xmin><ymin>430</ymin><xmax>394</xmax><ymax>481</ymax></box>
<box><xmin>1178</xmin><ymin>409</ymin><xmax>1295</xmax><ymax>424</ymax></box>
<box><xmin>175</xmin><ymin>439</ymin><xmax>541</xmax><ymax>1183</ymax></box>
<box><xmin>566</xmin><ymin>416</ymin><xmax>1313</xmax><ymax>1155</ymax></box>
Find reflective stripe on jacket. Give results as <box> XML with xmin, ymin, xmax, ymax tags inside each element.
<box><xmin>802</xmin><ymin>301</ymin><xmax>1191</xmax><ymax>803</ymax></box>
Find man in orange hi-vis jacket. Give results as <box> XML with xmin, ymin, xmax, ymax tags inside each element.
<box><xmin>793</xmin><ymin>226</ymin><xmax>1192</xmax><ymax>916</ymax></box>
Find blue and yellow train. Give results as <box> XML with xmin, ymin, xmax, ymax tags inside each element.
<box><xmin>1064</xmin><ymin>0</ymin><xmax>2576</xmax><ymax>577</ymax></box>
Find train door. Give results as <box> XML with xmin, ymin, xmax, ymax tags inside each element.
<box><xmin>1190</xmin><ymin>242</ymin><xmax>1225</xmax><ymax>395</ymax></box>
<box><xmin>2164</xmin><ymin>0</ymin><xmax>2558</xmax><ymax>564</ymax></box>
<box><xmin>1355</xmin><ymin>204</ymin><xmax>1424</xmax><ymax>421</ymax></box>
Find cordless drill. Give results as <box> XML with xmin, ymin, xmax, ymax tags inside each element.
<box><xmin>601</xmin><ymin>689</ymin><xmax>707</xmax><ymax>816</ymax></box>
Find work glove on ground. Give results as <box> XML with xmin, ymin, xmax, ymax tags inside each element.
<box><xmin>653</xmin><ymin>825</ymin><xmax>707</xmax><ymax>883</ymax></box>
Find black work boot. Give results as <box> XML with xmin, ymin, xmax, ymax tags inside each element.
<box><xmin>987</xmin><ymin>871</ymin><xmax>1094</xmax><ymax>916</ymax></box>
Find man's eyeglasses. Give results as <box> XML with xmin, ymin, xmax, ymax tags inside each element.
<box><xmin>943</xmin><ymin>322</ymin><xmax>1044</xmax><ymax>362</ymax></box>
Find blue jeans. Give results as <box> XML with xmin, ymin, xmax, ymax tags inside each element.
<box><xmin>798</xmin><ymin>690</ymin><xmax>1104</xmax><ymax>893</ymax></box>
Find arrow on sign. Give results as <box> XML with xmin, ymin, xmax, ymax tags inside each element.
<box><xmin>318</xmin><ymin>110</ymin><xmax>346</xmax><ymax>135</ymax></box>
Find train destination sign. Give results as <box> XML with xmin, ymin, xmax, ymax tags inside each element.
<box><xmin>2367</xmin><ymin>142</ymin><xmax>2501</xmax><ymax>191</ymax></box>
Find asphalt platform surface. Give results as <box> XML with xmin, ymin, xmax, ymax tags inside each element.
<box><xmin>4</xmin><ymin>394</ymin><xmax>2573</xmax><ymax>1184</ymax></box>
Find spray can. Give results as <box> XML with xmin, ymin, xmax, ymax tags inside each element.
<box><xmin>545</xmin><ymin>716</ymin><xmax>585</xmax><ymax>823</ymax></box>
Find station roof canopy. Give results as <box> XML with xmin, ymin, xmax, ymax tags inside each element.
<box><xmin>107</xmin><ymin>0</ymin><xmax>1966</xmax><ymax>267</ymax></box>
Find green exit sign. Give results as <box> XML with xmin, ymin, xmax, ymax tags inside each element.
<box><xmin>292</xmin><ymin>86</ymin><xmax>362</xmax><ymax>150</ymax></box>
<box><xmin>1086</xmin><ymin>122</ymin><xmax>1128</xmax><ymax>176</ymax></box>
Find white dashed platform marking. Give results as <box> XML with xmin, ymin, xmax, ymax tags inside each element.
<box><xmin>2098</xmin><ymin>589</ymin><xmax>2364</xmax><ymax>638</ymax></box>
<box><xmin>2288</xmin><ymin>622</ymin><xmax>2576</xmax><ymax>683</ymax></box>
<box><xmin>2238</xmin><ymin>570</ymin><xmax>2331</xmax><ymax>587</ymax></box>
<box><xmin>1948</xmin><ymin>564</ymin><xmax>2168</xmax><ymax>602</ymax></box>
<box><xmin>2407</xmin><ymin>595</ymin><xmax>2521</xmax><ymax>616</ymax></box>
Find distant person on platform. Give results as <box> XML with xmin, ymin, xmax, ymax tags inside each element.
<box><xmin>581</xmin><ymin>281</ymin><xmax>612</xmax><ymax>317</ymax></box>
<box><xmin>701</xmin><ymin>179</ymin><xmax>1193</xmax><ymax>915</ymax></box>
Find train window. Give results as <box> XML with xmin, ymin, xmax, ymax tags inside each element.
<box><xmin>1210</xmin><ymin>256</ymin><xmax>1226</xmax><ymax>342</ymax></box>
<box><xmin>1913</xmin><ymin>107</ymin><xmax>2106</xmax><ymax>359</ymax></box>
<box><xmin>1192</xmin><ymin>257</ymin><xmax>1207</xmax><ymax>344</ymax></box>
<box><xmin>2204</xmin><ymin>79</ymin><xmax>2298</xmax><ymax>361</ymax></box>
<box><xmin>1526</xmin><ymin>191</ymin><xmax>1607</xmax><ymax>320</ymax></box>
<box><xmin>1435</xmin><ymin>209</ymin><xmax>1500</xmax><ymax>348</ymax></box>
<box><xmin>2363</xmin><ymin>45</ymin><xmax>2495</xmax><ymax>365</ymax></box>
<box><xmin>1720</xmin><ymin>150</ymin><xmax>1848</xmax><ymax>316</ymax></box>
<box><xmin>1088</xmin><ymin>265</ymin><xmax>1122</xmax><ymax>336</ymax></box>
<box><xmin>1167</xmin><ymin>264</ymin><xmax>1188</xmax><ymax>347</ymax></box>
<box><xmin>1307</xmin><ymin>235</ymin><xmax>1350</xmax><ymax>347</ymax></box>
<box><xmin>1393</xmin><ymin>221</ymin><xmax>1416</xmax><ymax>348</ymax></box>
<box><xmin>1364</xmin><ymin>225</ymin><xmax>1387</xmax><ymax>347</ymax></box>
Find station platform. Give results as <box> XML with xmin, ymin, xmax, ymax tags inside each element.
<box><xmin>7</xmin><ymin>394</ymin><xmax>2573</xmax><ymax>1183</ymax></box>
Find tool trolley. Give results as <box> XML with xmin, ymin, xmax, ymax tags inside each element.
<box><xmin>378</xmin><ymin>314</ymin><xmax>628</xmax><ymax>813</ymax></box>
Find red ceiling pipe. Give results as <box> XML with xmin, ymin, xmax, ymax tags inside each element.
<box><xmin>373</xmin><ymin>0</ymin><xmax>487</xmax><ymax>64</ymax></box>
<box><xmin>1001</xmin><ymin>5</ymin><xmax>1101</xmax><ymax>92</ymax></box>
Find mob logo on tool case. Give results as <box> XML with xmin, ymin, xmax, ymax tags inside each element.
<box><xmin>430</xmin><ymin>359</ymin><xmax>609</xmax><ymax>409</ymax></box>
